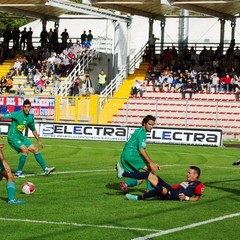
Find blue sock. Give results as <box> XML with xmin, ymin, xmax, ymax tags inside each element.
<box><xmin>6</xmin><ymin>181</ymin><xmax>16</xmax><ymax>201</ymax></box>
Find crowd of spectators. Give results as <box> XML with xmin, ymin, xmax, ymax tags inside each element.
<box><xmin>0</xmin><ymin>26</ymin><xmax>95</xmax><ymax>96</ymax></box>
<box><xmin>145</xmin><ymin>42</ymin><xmax>240</xmax><ymax>98</ymax></box>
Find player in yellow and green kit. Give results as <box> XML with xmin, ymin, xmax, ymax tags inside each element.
<box><xmin>118</xmin><ymin>115</ymin><xmax>160</xmax><ymax>194</ymax></box>
<box><xmin>0</xmin><ymin>99</ymin><xmax>55</xmax><ymax>178</ymax></box>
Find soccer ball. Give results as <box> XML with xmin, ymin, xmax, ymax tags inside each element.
<box><xmin>22</xmin><ymin>182</ymin><xmax>35</xmax><ymax>195</ymax></box>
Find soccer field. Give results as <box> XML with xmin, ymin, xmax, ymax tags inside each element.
<box><xmin>0</xmin><ymin>138</ymin><xmax>240</xmax><ymax>240</ymax></box>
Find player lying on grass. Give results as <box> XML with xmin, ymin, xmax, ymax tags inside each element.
<box><xmin>116</xmin><ymin>162</ymin><xmax>204</xmax><ymax>201</ymax></box>
<box><xmin>0</xmin><ymin>143</ymin><xmax>25</xmax><ymax>204</ymax></box>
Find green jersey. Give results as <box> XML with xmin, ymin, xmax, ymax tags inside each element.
<box><xmin>120</xmin><ymin>127</ymin><xmax>147</xmax><ymax>171</ymax></box>
<box><xmin>3</xmin><ymin>110</ymin><xmax>36</xmax><ymax>140</ymax></box>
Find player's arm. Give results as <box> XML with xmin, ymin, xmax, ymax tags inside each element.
<box><xmin>0</xmin><ymin>144</ymin><xmax>11</xmax><ymax>175</ymax></box>
<box><xmin>139</xmin><ymin>148</ymin><xmax>160</xmax><ymax>173</ymax></box>
<box><xmin>32</xmin><ymin>130</ymin><xmax>43</xmax><ymax>148</ymax></box>
<box><xmin>178</xmin><ymin>193</ymin><xmax>201</xmax><ymax>201</ymax></box>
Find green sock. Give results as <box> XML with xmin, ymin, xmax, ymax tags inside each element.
<box><xmin>146</xmin><ymin>180</ymin><xmax>153</xmax><ymax>191</ymax></box>
<box><xmin>6</xmin><ymin>181</ymin><xmax>16</xmax><ymax>201</ymax></box>
<box><xmin>34</xmin><ymin>152</ymin><xmax>47</xmax><ymax>171</ymax></box>
<box><xmin>125</xmin><ymin>178</ymin><xmax>139</xmax><ymax>187</ymax></box>
<box><xmin>17</xmin><ymin>154</ymin><xmax>28</xmax><ymax>171</ymax></box>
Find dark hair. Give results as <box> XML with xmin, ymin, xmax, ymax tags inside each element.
<box><xmin>23</xmin><ymin>99</ymin><xmax>31</xmax><ymax>106</ymax></box>
<box><xmin>142</xmin><ymin>115</ymin><xmax>156</xmax><ymax>126</ymax></box>
<box><xmin>190</xmin><ymin>166</ymin><xmax>201</xmax><ymax>178</ymax></box>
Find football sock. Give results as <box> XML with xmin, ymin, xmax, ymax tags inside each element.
<box><xmin>139</xmin><ymin>185</ymin><xmax>163</xmax><ymax>200</ymax></box>
<box><xmin>6</xmin><ymin>181</ymin><xmax>16</xmax><ymax>201</ymax></box>
<box><xmin>125</xmin><ymin>178</ymin><xmax>139</xmax><ymax>187</ymax></box>
<box><xmin>34</xmin><ymin>152</ymin><xmax>47</xmax><ymax>171</ymax></box>
<box><xmin>146</xmin><ymin>180</ymin><xmax>153</xmax><ymax>191</ymax></box>
<box><xmin>17</xmin><ymin>154</ymin><xmax>28</xmax><ymax>171</ymax></box>
<box><xmin>122</xmin><ymin>171</ymin><xmax>150</xmax><ymax>179</ymax></box>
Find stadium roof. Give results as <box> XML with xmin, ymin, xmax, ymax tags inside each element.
<box><xmin>93</xmin><ymin>0</ymin><xmax>240</xmax><ymax>21</ymax></box>
<box><xmin>0</xmin><ymin>0</ymin><xmax>239</xmax><ymax>22</ymax></box>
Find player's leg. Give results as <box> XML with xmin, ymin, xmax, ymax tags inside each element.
<box><xmin>28</xmin><ymin>143</ymin><xmax>55</xmax><ymax>175</ymax></box>
<box><xmin>0</xmin><ymin>158</ymin><xmax>25</xmax><ymax>204</ymax></box>
<box><xmin>119</xmin><ymin>156</ymin><xmax>145</xmax><ymax>193</ymax></box>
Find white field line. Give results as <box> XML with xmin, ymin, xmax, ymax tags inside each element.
<box><xmin>24</xmin><ymin>164</ymin><xmax>237</xmax><ymax>177</ymax></box>
<box><xmin>131</xmin><ymin>212</ymin><xmax>240</xmax><ymax>240</ymax></box>
<box><xmin>0</xmin><ymin>218</ymin><xmax>161</xmax><ymax>232</ymax></box>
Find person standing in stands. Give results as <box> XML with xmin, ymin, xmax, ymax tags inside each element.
<box><xmin>98</xmin><ymin>69</ymin><xmax>107</xmax><ymax>93</ymax></box>
<box><xmin>87</xmin><ymin>30</ymin><xmax>93</xmax><ymax>44</ymax></box>
<box><xmin>61</xmin><ymin>28</ymin><xmax>69</xmax><ymax>50</ymax></box>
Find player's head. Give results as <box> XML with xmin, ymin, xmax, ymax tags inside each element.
<box><xmin>188</xmin><ymin>166</ymin><xmax>201</xmax><ymax>179</ymax></box>
<box><xmin>142</xmin><ymin>115</ymin><xmax>156</xmax><ymax>132</ymax></box>
<box><xmin>23</xmin><ymin>99</ymin><xmax>31</xmax><ymax>115</ymax></box>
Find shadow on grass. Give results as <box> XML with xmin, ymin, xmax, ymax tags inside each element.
<box><xmin>205</xmin><ymin>178</ymin><xmax>240</xmax><ymax>195</ymax></box>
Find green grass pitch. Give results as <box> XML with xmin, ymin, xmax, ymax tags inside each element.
<box><xmin>0</xmin><ymin>138</ymin><xmax>240</xmax><ymax>240</ymax></box>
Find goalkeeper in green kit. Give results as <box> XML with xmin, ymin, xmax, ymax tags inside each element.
<box><xmin>0</xmin><ymin>99</ymin><xmax>55</xmax><ymax>178</ymax></box>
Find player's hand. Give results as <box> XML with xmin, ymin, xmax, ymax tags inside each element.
<box><xmin>38</xmin><ymin>140</ymin><xmax>44</xmax><ymax>148</ymax></box>
<box><xmin>0</xmin><ymin>143</ymin><xmax>4</xmax><ymax>149</ymax></box>
<box><xmin>178</xmin><ymin>193</ymin><xmax>187</xmax><ymax>201</ymax></box>
<box><xmin>150</xmin><ymin>162</ymin><xmax>160</xmax><ymax>173</ymax></box>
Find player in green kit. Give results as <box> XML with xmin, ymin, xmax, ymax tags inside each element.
<box><xmin>118</xmin><ymin>115</ymin><xmax>160</xmax><ymax>193</ymax></box>
<box><xmin>0</xmin><ymin>99</ymin><xmax>55</xmax><ymax>178</ymax></box>
<box><xmin>0</xmin><ymin>137</ymin><xmax>25</xmax><ymax>204</ymax></box>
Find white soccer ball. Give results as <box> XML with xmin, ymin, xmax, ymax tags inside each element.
<box><xmin>22</xmin><ymin>182</ymin><xmax>35</xmax><ymax>195</ymax></box>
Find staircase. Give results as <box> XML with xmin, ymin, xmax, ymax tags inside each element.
<box><xmin>99</xmin><ymin>62</ymin><xmax>148</xmax><ymax>124</ymax></box>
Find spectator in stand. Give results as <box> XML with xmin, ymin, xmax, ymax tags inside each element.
<box><xmin>196</xmin><ymin>72</ymin><xmax>204</xmax><ymax>92</ymax></box>
<box><xmin>82</xmin><ymin>37</ymin><xmax>91</xmax><ymax>49</ymax></box>
<box><xmin>5</xmin><ymin>76</ymin><xmax>13</xmax><ymax>93</ymax></box>
<box><xmin>181</xmin><ymin>79</ymin><xmax>195</xmax><ymax>99</ymax></box>
<box><xmin>210</xmin><ymin>73</ymin><xmax>219</xmax><ymax>93</ymax></box>
<box><xmin>48</xmin><ymin>28</ymin><xmax>54</xmax><ymax>47</ymax></box>
<box><xmin>149</xmin><ymin>34</ymin><xmax>159</xmax><ymax>56</ymax></box>
<box><xmin>3</xmin><ymin>26</ymin><xmax>12</xmax><ymax>51</ymax></box>
<box><xmin>20</xmin><ymin>27</ymin><xmax>27</xmax><ymax>50</ymax></box>
<box><xmin>98</xmin><ymin>69</ymin><xmax>107</xmax><ymax>93</ymax></box>
<box><xmin>61</xmin><ymin>28</ymin><xmax>69</xmax><ymax>50</ymax></box>
<box><xmin>36</xmin><ymin>78</ymin><xmax>45</xmax><ymax>93</ymax></box>
<box><xmin>142</xmin><ymin>46</ymin><xmax>150</xmax><ymax>62</ymax></box>
<box><xmin>87</xmin><ymin>30</ymin><xmax>93</xmax><ymax>44</ymax></box>
<box><xmin>12</xmin><ymin>26</ymin><xmax>20</xmax><ymax>51</ymax></box>
<box><xmin>231</xmin><ymin>74</ymin><xmax>239</xmax><ymax>93</ymax></box>
<box><xmin>15</xmin><ymin>84</ymin><xmax>25</xmax><ymax>96</ymax></box>
<box><xmin>33</xmin><ymin>69</ymin><xmax>42</xmax><ymax>88</ymax></box>
<box><xmin>52</xmin><ymin>28</ymin><xmax>59</xmax><ymax>52</ymax></box>
<box><xmin>131</xmin><ymin>80</ymin><xmax>145</xmax><ymax>97</ymax></box>
<box><xmin>81</xmin><ymin>30</ymin><xmax>87</xmax><ymax>45</ymax></box>
<box><xmin>26</xmin><ymin>27</ymin><xmax>33</xmax><ymax>51</ymax></box>
<box><xmin>163</xmin><ymin>73</ymin><xmax>173</xmax><ymax>92</ymax></box>
<box><xmin>40</xmin><ymin>27</ymin><xmax>48</xmax><ymax>48</ymax></box>
<box><xmin>202</xmin><ymin>74</ymin><xmax>211</xmax><ymax>93</ymax></box>
<box><xmin>147</xmin><ymin>66</ymin><xmax>160</xmax><ymax>91</ymax></box>
<box><xmin>220</xmin><ymin>73</ymin><xmax>231</xmax><ymax>92</ymax></box>
<box><xmin>85</xmin><ymin>75</ymin><xmax>94</xmax><ymax>97</ymax></box>
<box><xmin>13</xmin><ymin>58</ymin><xmax>22</xmax><ymax>76</ymax></box>
<box><xmin>0</xmin><ymin>76</ymin><xmax>6</xmax><ymax>93</ymax></box>
<box><xmin>71</xmin><ymin>76</ymin><xmax>82</xmax><ymax>96</ymax></box>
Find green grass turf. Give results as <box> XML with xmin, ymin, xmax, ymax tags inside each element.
<box><xmin>0</xmin><ymin>138</ymin><xmax>240</xmax><ymax>240</ymax></box>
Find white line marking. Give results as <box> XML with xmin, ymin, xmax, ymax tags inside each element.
<box><xmin>0</xmin><ymin>218</ymin><xmax>161</xmax><ymax>232</ymax></box>
<box><xmin>131</xmin><ymin>212</ymin><xmax>240</xmax><ymax>240</ymax></box>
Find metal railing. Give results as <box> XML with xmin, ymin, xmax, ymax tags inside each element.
<box><xmin>55</xmin><ymin>36</ymin><xmax>112</xmax><ymax>96</ymax></box>
<box><xmin>99</xmin><ymin>41</ymin><xmax>148</xmax><ymax>109</ymax></box>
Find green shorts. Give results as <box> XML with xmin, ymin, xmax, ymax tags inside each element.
<box><xmin>120</xmin><ymin>151</ymin><xmax>147</xmax><ymax>172</ymax></box>
<box><xmin>8</xmin><ymin>136</ymin><xmax>33</xmax><ymax>153</ymax></box>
